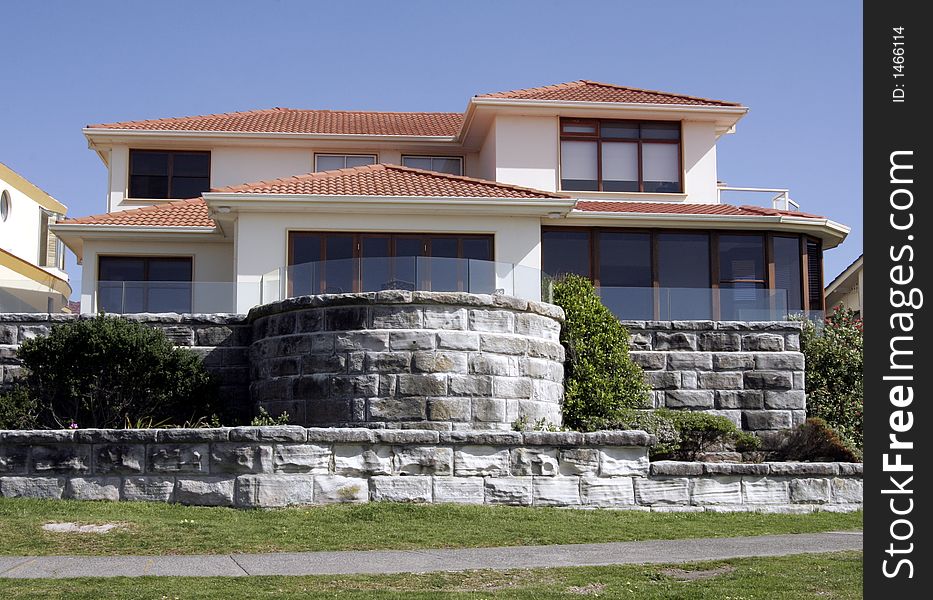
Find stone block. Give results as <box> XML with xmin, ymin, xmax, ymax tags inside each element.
<box><xmin>447</xmin><ymin>375</ymin><xmax>492</xmax><ymax>397</ymax></box>
<box><xmin>650</xmin><ymin>461</ymin><xmax>704</xmax><ymax>476</ymax></box>
<box><xmin>229</xmin><ymin>426</ymin><xmax>307</xmax><ymax>442</ymax></box>
<box><xmin>667</xmin><ymin>352</ymin><xmax>712</xmax><ymax>370</ymax></box>
<box><xmin>0</xmin><ymin>476</ymin><xmax>64</xmax><ymax>499</ymax></box>
<box><xmin>743</xmin><ymin>477</ymin><xmax>790</xmax><ymax>504</ymax></box>
<box><xmin>310</xmin><ymin>333</ymin><xmax>335</xmax><ymax>353</ymax></box>
<box><xmin>175</xmin><ymin>477</ymin><xmax>235</xmax><ymax>506</ymax></box>
<box><xmin>702</xmin><ymin>409</ymin><xmax>743</xmax><ymax>428</ymax></box>
<box><xmin>369</xmin><ymin>397</ymin><xmax>428</xmax><ymax>421</ymax></box>
<box><xmin>155</xmin><ymin>428</ymin><xmax>230</xmax><ymax>443</ymax></box>
<box><xmin>148</xmin><ymin>444</ymin><xmax>208</xmax><ymax>474</ymax></box>
<box><xmin>325</xmin><ymin>306</ymin><xmax>369</xmax><ymax>331</ymax></box>
<box><xmin>313</xmin><ymin>475</ymin><xmax>369</xmax><ymax>503</ymax></box>
<box><xmin>480</xmin><ymin>334</ymin><xmax>528</xmax><ymax>355</ymax></box>
<box><xmin>65</xmin><ymin>477</ymin><xmax>121</xmax><ymax>501</ymax></box>
<box><xmin>583</xmin><ymin>431</ymin><xmax>653</xmax><ymax>446</ymax></box>
<box><xmin>433</xmin><ymin>477</ymin><xmax>484</xmax><ymax>504</ymax></box>
<box><xmin>664</xmin><ymin>390</ymin><xmax>715</xmax><ymax>409</ymax></box>
<box><xmin>784</xmin><ymin>333</ymin><xmax>801</xmax><ymax>351</ymax></box>
<box><xmin>484</xmin><ymin>477</ymin><xmax>532</xmax><ymax>505</ymax></box>
<box><xmin>31</xmin><ymin>445</ymin><xmax>91</xmax><ymax>475</ymax></box>
<box><xmin>654</xmin><ymin>332</ymin><xmax>697</xmax><ymax>351</ymax></box>
<box><xmin>470</xmin><ymin>354</ymin><xmax>518</xmax><ymax>376</ymax></box>
<box><xmin>468</xmin><ymin>310</ymin><xmax>514</xmax><ymax>333</ymax></box>
<box><xmin>436</xmin><ymin>331</ymin><xmax>479</xmax><ymax>351</ymax></box>
<box><xmin>839</xmin><ymin>463</ymin><xmax>863</xmax><ymax>476</ymax></box>
<box><xmin>790</xmin><ymin>478</ymin><xmax>832</xmax><ymax>503</ymax></box>
<box><xmin>0</xmin><ymin>445</ymin><xmax>30</xmax><ymax>474</ymax></box>
<box><xmin>440</xmin><ymin>431</ymin><xmax>522</xmax><ymax>445</ymax></box>
<box><xmin>713</xmin><ymin>353</ymin><xmax>756</xmax><ymax>371</ymax></box>
<box><xmin>375</xmin><ymin>430</ymin><xmax>439</xmax><ymax>444</ymax></box>
<box><xmin>628</xmin><ymin>332</ymin><xmax>652</xmax><ymax>350</ymax></box>
<box><xmin>715</xmin><ymin>390</ymin><xmax>763</xmax><ymax>410</ymax></box>
<box><xmin>307</xmin><ymin>398</ymin><xmax>352</xmax><ymax>423</ymax></box>
<box><xmin>525</xmin><ymin>340</ymin><xmax>565</xmax><ymax>362</ymax></box>
<box><xmin>743</xmin><ymin>410</ymin><xmax>792</xmax><ymax>430</ymax></box>
<box><xmin>334</xmin><ymin>444</ymin><xmax>392</xmax><ymax>476</ymax></box>
<box><xmin>330</xmin><ymin>374</ymin><xmax>379</xmax><ymax>398</ymax></box>
<box><xmin>755</xmin><ymin>353</ymin><xmax>805</xmax><ymax>370</ymax></box>
<box><xmin>412</xmin><ymin>351</ymin><xmax>468</xmax><ymax>374</ymax></box>
<box><xmin>691</xmin><ymin>476</ymin><xmax>742</xmax><ymax>505</ymax></box>
<box><xmin>371</xmin><ymin>476</ymin><xmax>432</xmax><ymax>502</ymax></box>
<box><xmin>581</xmin><ymin>476</ymin><xmax>636</xmax><ymax>507</ymax></box>
<box><xmin>273</xmin><ymin>444</ymin><xmax>331</xmax><ymax>474</ymax></box>
<box><xmin>0</xmin><ymin>325</ymin><xmax>17</xmax><ymax>344</ymax></box>
<box><xmin>94</xmin><ymin>444</ymin><xmax>146</xmax><ymax>475</ymax></box>
<box><xmin>394</xmin><ymin>446</ymin><xmax>453</xmax><ymax>475</ymax></box>
<box><xmin>424</xmin><ymin>308</ymin><xmax>467</xmax><ymax>330</ymax></box>
<box><xmin>524</xmin><ymin>431</ymin><xmax>584</xmax><ymax>447</ymax></box>
<box><xmin>389</xmin><ymin>331</ymin><xmax>436</xmax><ymax>351</ymax></box>
<box><xmin>371</xmin><ymin>307</ymin><xmax>423</xmax><ymax>329</ymax></box>
<box><xmin>77</xmin><ymin>429</ymin><xmax>159</xmax><ymax>444</ymax></box>
<box><xmin>763</xmin><ymin>390</ymin><xmax>807</xmax><ymax>409</ymax></box>
<box><xmin>599</xmin><ymin>447</ymin><xmax>649</xmax><ymax>477</ymax></box>
<box><xmin>697</xmin><ymin>372</ymin><xmax>743</xmax><ymax>390</ymax></box>
<box><xmin>235</xmin><ymin>474</ymin><xmax>315</xmax><ymax>508</ymax></box>
<box><xmin>629</xmin><ymin>352</ymin><xmax>666</xmax><ymax>371</ymax></box>
<box><xmin>680</xmin><ymin>371</ymin><xmax>698</xmax><ymax>389</ymax></box>
<box><xmin>493</xmin><ymin>376</ymin><xmax>533</xmax><ymax>399</ymax></box>
<box><xmin>296</xmin><ymin>309</ymin><xmax>324</xmax><ymax>332</ymax></box>
<box><xmin>472</xmin><ymin>398</ymin><xmax>507</xmax><ymax>423</ymax></box>
<box><xmin>427</xmin><ymin>397</ymin><xmax>472</xmax><ymax>421</ymax></box>
<box><xmin>533</xmin><ymin>476</ymin><xmax>580</xmax><ymax>506</ymax></box>
<box><xmin>454</xmin><ymin>445</ymin><xmax>510</xmax><ymax>476</ymax></box>
<box><xmin>511</xmin><ymin>447</ymin><xmax>559</xmax><ymax>476</ymax></box>
<box><xmin>273</xmin><ymin>335</ymin><xmax>312</xmax><ymax>356</ymax></box>
<box><xmin>122</xmin><ymin>476</ymin><xmax>175</xmax><ymax>502</ymax></box>
<box><xmin>210</xmin><ymin>444</ymin><xmax>273</xmax><ymax>474</ymax></box>
<box><xmin>396</xmin><ymin>373</ymin><xmax>447</xmax><ymax>396</ymax></box>
<box><xmin>646</xmin><ymin>371</ymin><xmax>680</xmax><ymax>390</ymax></box>
<box><xmin>742</xmin><ymin>334</ymin><xmax>784</xmax><ymax>351</ymax></box>
<box><xmin>744</xmin><ymin>371</ymin><xmax>793</xmax><ymax>390</ymax></box>
<box><xmin>515</xmin><ymin>313</ymin><xmax>561</xmax><ymax>340</ymax></box>
<box><xmin>334</xmin><ymin>331</ymin><xmax>388</xmax><ymax>353</ymax></box>
<box><xmin>634</xmin><ymin>478</ymin><xmax>690</xmax><ymax>506</ymax></box>
<box><xmin>699</xmin><ymin>332</ymin><xmax>741</xmax><ymax>352</ymax></box>
<box><xmin>768</xmin><ymin>462</ymin><xmax>839</xmax><ymax>476</ymax></box>
<box><xmin>832</xmin><ymin>478</ymin><xmax>863</xmax><ymax>504</ymax></box>
<box><xmin>305</xmin><ymin>428</ymin><xmax>374</xmax><ymax>444</ymax></box>
<box><xmin>364</xmin><ymin>352</ymin><xmax>411</xmax><ymax>373</ymax></box>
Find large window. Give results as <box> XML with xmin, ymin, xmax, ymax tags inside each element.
<box><xmin>98</xmin><ymin>256</ymin><xmax>193</xmax><ymax>313</ymax></box>
<box><xmin>129</xmin><ymin>150</ymin><xmax>210</xmax><ymax>199</ymax></box>
<box><xmin>288</xmin><ymin>232</ymin><xmax>494</xmax><ymax>295</ymax></box>
<box><xmin>401</xmin><ymin>156</ymin><xmax>463</xmax><ymax>176</ymax></box>
<box><xmin>314</xmin><ymin>154</ymin><xmax>377</xmax><ymax>172</ymax></box>
<box><xmin>560</xmin><ymin>119</ymin><xmax>682</xmax><ymax>193</ymax></box>
<box><xmin>542</xmin><ymin>228</ymin><xmax>822</xmax><ymax>319</ymax></box>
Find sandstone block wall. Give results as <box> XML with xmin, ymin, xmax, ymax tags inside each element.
<box><xmin>623</xmin><ymin>321</ymin><xmax>806</xmax><ymax>435</ymax></box>
<box><xmin>248</xmin><ymin>291</ymin><xmax>565</xmax><ymax>430</ymax></box>
<box><xmin>0</xmin><ymin>427</ymin><xmax>862</xmax><ymax>511</ymax></box>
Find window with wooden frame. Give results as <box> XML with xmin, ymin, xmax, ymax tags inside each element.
<box><xmin>542</xmin><ymin>227</ymin><xmax>823</xmax><ymax>319</ymax></box>
<box><xmin>314</xmin><ymin>154</ymin><xmax>377</xmax><ymax>172</ymax></box>
<box><xmin>288</xmin><ymin>232</ymin><xmax>494</xmax><ymax>295</ymax></box>
<box><xmin>97</xmin><ymin>256</ymin><xmax>193</xmax><ymax>313</ymax></box>
<box><xmin>401</xmin><ymin>156</ymin><xmax>463</xmax><ymax>176</ymax></box>
<box><xmin>559</xmin><ymin>118</ymin><xmax>682</xmax><ymax>193</ymax></box>
<box><xmin>129</xmin><ymin>150</ymin><xmax>211</xmax><ymax>199</ymax></box>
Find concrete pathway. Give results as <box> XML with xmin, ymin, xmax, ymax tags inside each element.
<box><xmin>0</xmin><ymin>531</ymin><xmax>862</xmax><ymax>579</ymax></box>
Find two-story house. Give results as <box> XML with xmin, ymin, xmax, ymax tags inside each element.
<box><xmin>0</xmin><ymin>162</ymin><xmax>70</xmax><ymax>312</ymax></box>
<box><xmin>53</xmin><ymin>80</ymin><xmax>848</xmax><ymax>317</ymax></box>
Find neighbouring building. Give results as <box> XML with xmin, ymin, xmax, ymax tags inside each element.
<box><xmin>0</xmin><ymin>162</ymin><xmax>70</xmax><ymax>312</ymax></box>
<box><xmin>824</xmin><ymin>254</ymin><xmax>863</xmax><ymax>318</ymax></box>
<box><xmin>52</xmin><ymin>80</ymin><xmax>848</xmax><ymax>317</ymax></box>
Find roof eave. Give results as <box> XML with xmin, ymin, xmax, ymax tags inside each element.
<box><xmin>83</xmin><ymin>128</ymin><xmax>460</xmax><ymax>144</ymax></box>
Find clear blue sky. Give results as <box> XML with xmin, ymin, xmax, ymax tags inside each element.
<box><xmin>1</xmin><ymin>0</ymin><xmax>862</xmax><ymax>295</ymax></box>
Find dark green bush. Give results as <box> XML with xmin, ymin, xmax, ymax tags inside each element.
<box><xmin>551</xmin><ymin>275</ymin><xmax>650</xmax><ymax>429</ymax></box>
<box><xmin>0</xmin><ymin>386</ymin><xmax>39</xmax><ymax>430</ymax></box>
<box><xmin>775</xmin><ymin>417</ymin><xmax>860</xmax><ymax>462</ymax></box>
<box><xmin>799</xmin><ymin>307</ymin><xmax>863</xmax><ymax>450</ymax></box>
<box><xmin>14</xmin><ymin>316</ymin><xmax>218</xmax><ymax>429</ymax></box>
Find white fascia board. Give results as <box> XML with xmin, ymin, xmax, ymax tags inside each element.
<box><xmin>203</xmin><ymin>193</ymin><xmax>575</xmax><ymax>216</ymax></box>
<box><xmin>50</xmin><ymin>224</ymin><xmax>218</xmax><ymax>236</ymax></box>
<box><xmin>562</xmin><ymin>211</ymin><xmax>850</xmax><ymax>247</ymax></box>
<box><xmin>470</xmin><ymin>97</ymin><xmax>748</xmax><ymax>115</ymax></box>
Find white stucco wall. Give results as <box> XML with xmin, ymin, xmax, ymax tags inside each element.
<box><xmin>233</xmin><ymin>211</ymin><xmax>542</xmax><ymax>312</ymax></box>
<box><xmin>680</xmin><ymin>121</ymin><xmax>719</xmax><ymax>203</ymax></box>
<box><xmin>492</xmin><ymin>115</ymin><xmax>559</xmax><ymax>192</ymax></box>
<box><xmin>211</xmin><ymin>147</ymin><xmax>314</xmax><ymax>189</ymax></box>
<box><xmin>0</xmin><ymin>177</ymin><xmax>44</xmax><ymax>264</ymax></box>
<box><xmin>79</xmin><ymin>239</ymin><xmax>235</xmax><ymax>313</ymax></box>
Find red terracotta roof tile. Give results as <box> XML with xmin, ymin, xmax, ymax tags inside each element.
<box><xmin>574</xmin><ymin>201</ymin><xmax>824</xmax><ymax>219</ymax></box>
<box><xmin>88</xmin><ymin>108</ymin><xmax>463</xmax><ymax>137</ymax></box>
<box><xmin>477</xmin><ymin>80</ymin><xmax>742</xmax><ymax>107</ymax></box>
<box><xmin>62</xmin><ymin>198</ymin><xmax>215</xmax><ymax>228</ymax></box>
<box><xmin>213</xmin><ymin>164</ymin><xmax>565</xmax><ymax>199</ymax></box>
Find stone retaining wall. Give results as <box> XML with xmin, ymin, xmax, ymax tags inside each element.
<box><xmin>248</xmin><ymin>292</ymin><xmax>565</xmax><ymax>429</ymax></box>
<box><xmin>0</xmin><ymin>314</ymin><xmax>252</xmax><ymax>419</ymax></box>
<box><xmin>624</xmin><ymin>321</ymin><xmax>806</xmax><ymax>435</ymax></box>
<box><xmin>0</xmin><ymin>427</ymin><xmax>861</xmax><ymax>511</ymax></box>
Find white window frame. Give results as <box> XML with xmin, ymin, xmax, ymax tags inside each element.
<box><xmin>401</xmin><ymin>155</ymin><xmax>463</xmax><ymax>176</ymax></box>
<box><xmin>314</xmin><ymin>154</ymin><xmax>378</xmax><ymax>172</ymax></box>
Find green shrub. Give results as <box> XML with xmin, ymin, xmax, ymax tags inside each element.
<box><xmin>775</xmin><ymin>417</ymin><xmax>860</xmax><ymax>462</ymax></box>
<box><xmin>551</xmin><ymin>275</ymin><xmax>651</xmax><ymax>429</ymax></box>
<box><xmin>251</xmin><ymin>406</ymin><xmax>291</xmax><ymax>426</ymax></box>
<box><xmin>0</xmin><ymin>386</ymin><xmax>39</xmax><ymax>430</ymax></box>
<box><xmin>799</xmin><ymin>307</ymin><xmax>863</xmax><ymax>450</ymax></box>
<box><xmin>14</xmin><ymin>316</ymin><xmax>218</xmax><ymax>429</ymax></box>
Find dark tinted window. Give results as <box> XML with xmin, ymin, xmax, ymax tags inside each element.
<box><xmin>773</xmin><ymin>236</ymin><xmax>802</xmax><ymax>311</ymax></box>
<box><xmin>129</xmin><ymin>150</ymin><xmax>210</xmax><ymax>199</ymax></box>
<box><xmin>542</xmin><ymin>230</ymin><xmax>591</xmax><ymax>278</ymax></box>
<box><xmin>658</xmin><ymin>233</ymin><xmax>710</xmax><ymax>319</ymax></box>
<box><xmin>719</xmin><ymin>235</ymin><xmax>765</xmax><ymax>282</ymax></box>
<box><xmin>98</xmin><ymin>256</ymin><xmax>192</xmax><ymax>313</ymax></box>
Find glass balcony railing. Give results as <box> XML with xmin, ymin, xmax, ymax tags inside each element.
<box><xmin>260</xmin><ymin>257</ymin><xmax>541</xmax><ymax>304</ymax></box>
<box><xmin>96</xmin><ymin>281</ymin><xmax>244</xmax><ymax>314</ymax></box>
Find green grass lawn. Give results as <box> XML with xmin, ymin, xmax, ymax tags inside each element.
<box><xmin>0</xmin><ymin>498</ymin><xmax>861</xmax><ymax>556</ymax></box>
<box><xmin>0</xmin><ymin>552</ymin><xmax>863</xmax><ymax>599</ymax></box>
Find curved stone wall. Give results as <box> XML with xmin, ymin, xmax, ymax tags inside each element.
<box><xmin>248</xmin><ymin>291</ymin><xmax>565</xmax><ymax>429</ymax></box>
